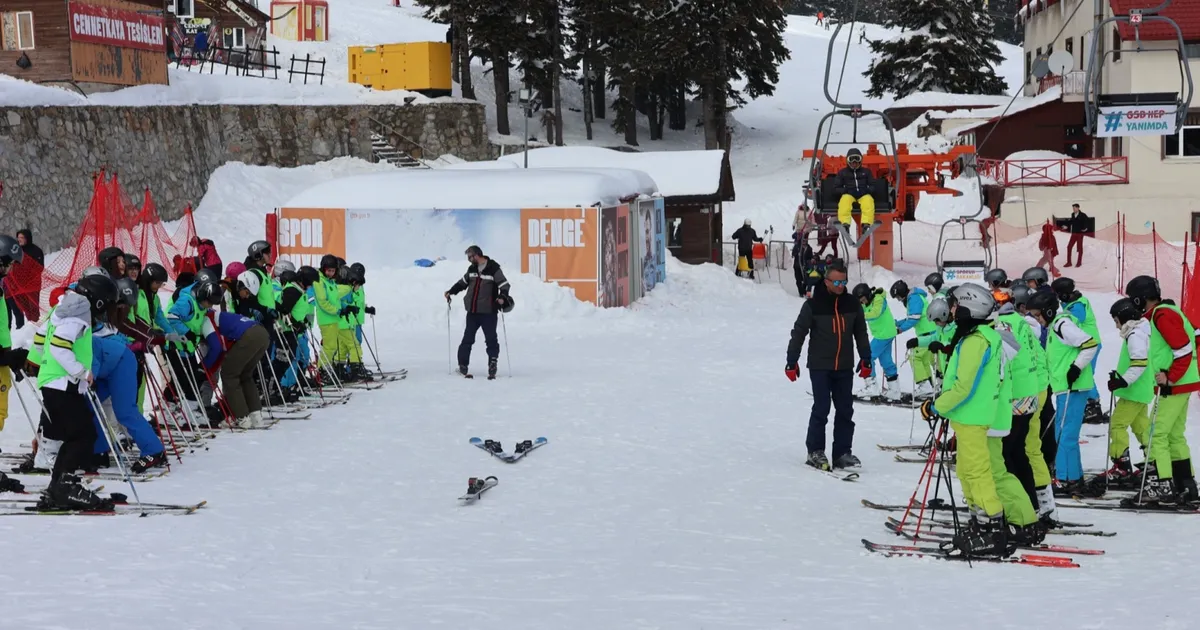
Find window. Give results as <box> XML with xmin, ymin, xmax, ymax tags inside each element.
<box><xmin>1185</xmin><ymin>42</ymin><xmax>1200</xmax><ymax>59</ymax></box>
<box><xmin>1065</xmin><ymin>37</ymin><xmax>1073</xmax><ymax>55</ymax></box>
<box><xmin>1113</xmin><ymin>27</ymin><xmax>1122</xmax><ymax>62</ymax></box>
<box><xmin>1110</xmin><ymin>137</ymin><xmax>1123</xmax><ymax>158</ymax></box>
<box><xmin>668</xmin><ymin>218</ymin><xmax>683</xmax><ymax>248</ymax></box>
<box><xmin>1</xmin><ymin>11</ymin><xmax>35</xmax><ymax>51</ymax></box>
<box><xmin>1079</xmin><ymin>33</ymin><xmax>1086</xmax><ymax>69</ymax></box>
<box><xmin>1025</xmin><ymin>52</ymin><xmax>1031</xmax><ymax>83</ymax></box>
<box><xmin>170</xmin><ymin>0</ymin><xmax>194</xmax><ymax>19</ymax></box>
<box><xmin>222</xmin><ymin>27</ymin><xmax>245</xmax><ymax>49</ymax></box>
<box><xmin>1191</xmin><ymin>213</ymin><xmax>1200</xmax><ymax>242</ymax></box>
<box><xmin>1164</xmin><ymin>126</ymin><xmax>1200</xmax><ymax>158</ymax></box>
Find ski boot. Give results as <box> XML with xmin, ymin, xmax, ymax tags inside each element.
<box><xmin>0</xmin><ymin>473</ymin><xmax>24</xmax><ymax>493</ymax></box>
<box><xmin>1007</xmin><ymin>520</ymin><xmax>1046</xmax><ymax>546</ymax></box>
<box><xmin>487</xmin><ymin>357</ymin><xmax>498</xmax><ymax>380</ymax></box>
<box><xmin>941</xmin><ymin>513</ymin><xmax>1013</xmax><ymax>558</ymax></box>
<box><xmin>87</xmin><ymin>452</ymin><xmax>112</xmax><ymax>472</ymax></box>
<box><xmin>1035</xmin><ymin>485</ymin><xmax>1060</xmax><ymax>529</ymax></box>
<box><xmin>458</xmin><ymin>365</ymin><xmax>472</xmax><ymax>379</ymax></box>
<box><xmin>41</xmin><ymin>476</ymin><xmax>114</xmax><ymax>512</ymax></box>
<box><xmin>1172</xmin><ymin>459</ymin><xmax>1200</xmax><ymax>506</ymax></box>
<box><xmin>1119</xmin><ymin>465</ymin><xmax>1177</xmax><ymax>508</ymax></box>
<box><xmin>832</xmin><ymin>452</ymin><xmax>861</xmax><ymax>470</ymax></box>
<box><xmin>805</xmin><ymin>451</ymin><xmax>830</xmax><ymax>471</ymax></box>
<box><xmin>282</xmin><ymin>385</ymin><xmax>302</xmax><ymax>404</ymax></box>
<box><xmin>353</xmin><ymin>363</ymin><xmax>375</xmax><ymax>382</ymax></box>
<box><xmin>1052</xmin><ymin>478</ymin><xmax>1090</xmax><ymax>499</ymax></box>
<box><xmin>912</xmin><ymin>379</ymin><xmax>935</xmax><ymax>400</ymax></box>
<box><xmin>515</xmin><ymin>440</ymin><xmax>533</xmax><ymax>455</ymax></box>
<box><xmin>1082</xmin><ymin>398</ymin><xmax>1108</xmax><ymax>424</ymax></box>
<box><xmin>131</xmin><ymin>452</ymin><xmax>167</xmax><ymax>474</ymax></box>
<box><xmin>857</xmin><ymin>376</ymin><xmax>879</xmax><ymax>398</ymax></box>
<box><xmin>483</xmin><ymin>439</ymin><xmax>503</xmax><ymax>455</ymax></box>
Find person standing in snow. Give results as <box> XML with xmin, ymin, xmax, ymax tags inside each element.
<box><xmin>445</xmin><ymin>246</ymin><xmax>511</xmax><ymax>380</ymax></box>
<box><xmin>1051</xmin><ymin>277</ymin><xmax>1105</xmax><ymax>424</ymax></box>
<box><xmin>731</xmin><ymin>219</ymin><xmax>763</xmax><ymax>280</ymax></box>
<box><xmin>891</xmin><ymin>279</ymin><xmax>937</xmax><ymax>399</ymax></box>
<box><xmin>1036</xmin><ymin>222</ymin><xmax>1060</xmax><ymax>276</ymax></box>
<box><xmin>791</xmin><ymin>235</ymin><xmax>813</xmax><ymax>297</ymax></box>
<box><xmin>853</xmin><ymin>283</ymin><xmax>900</xmax><ymax>400</ymax></box>
<box><xmin>1063</xmin><ymin>204</ymin><xmax>1089</xmax><ymax>268</ymax></box>
<box><xmin>785</xmin><ymin>260</ymin><xmax>871</xmax><ymax>471</ymax></box>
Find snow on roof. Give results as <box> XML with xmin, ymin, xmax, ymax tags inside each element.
<box><xmin>935</xmin><ymin>87</ymin><xmax>1064</xmax><ymax>137</ymax></box>
<box><xmin>888</xmin><ymin>92</ymin><xmax>1015</xmax><ymax>110</ymax></box>
<box><xmin>496</xmin><ymin>146</ymin><xmax>727</xmax><ymax>197</ymax></box>
<box><xmin>281</xmin><ymin>168</ymin><xmax>657</xmax><ymax>210</ymax></box>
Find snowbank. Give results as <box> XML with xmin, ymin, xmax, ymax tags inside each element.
<box><xmin>1007</xmin><ymin>150</ymin><xmax>1073</xmax><ymax>160</ymax></box>
<box><xmin>913</xmin><ymin>174</ymin><xmax>989</xmax><ymax>224</ymax></box>
<box><xmin>282</xmin><ymin>168</ymin><xmax>658</xmax><ymax>210</ymax></box>
<box><xmin>888</xmin><ymin>92</ymin><xmax>1013</xmax><ymax>109</ymax></box>
<box><xmin>497</xmin><ymin>147</ymin><xmax>727</xmax><ymax>197</ymax></box>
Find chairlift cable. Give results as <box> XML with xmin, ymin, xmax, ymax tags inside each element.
<box><xmin>821</xmin><ymin>0</ymin><xmax>862</xmax><ymax>152</ymax></box>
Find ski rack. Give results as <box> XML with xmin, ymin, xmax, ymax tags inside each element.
<box><xmin>1082</xmin><ymin>1</ymin><xmax>1194</xmax><ymax>136</ymax></box>
<box><xmin>806</xmin><ymin>19</ymin><xmax>901</xmax><ymax>253</ymax></box>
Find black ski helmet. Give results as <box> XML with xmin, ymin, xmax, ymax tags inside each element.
<box><xmin>349</xmin><ymin>268</ymin><xmax>365</xmax><ymax>286</ymax></box>
<box><xmin>499</xmin><ymin>295</ymin><xmax>515</xmax><ymax>314</ymax></box>
<box><xmin>350</xmin><ymin>262</ymin><xmax>365</xmax><ymax>277</ymax></box>
<box><xmin>1110</xmin><ymin>298</ymin><xmax>1143</xmax><ymax>325</ymax></box>
<box><xmin>115</xmin><ymin>277</ymin><xmax>138</xmax><ymax>307</ymax></box>
<box><xmin>124</xmin><ymin>253</ymin><xmax>142</xmax><ymax>271</ymax></box>
<box><xmin>0</xmin><ymin>235</ymin><xmax>23</xmax><ymax>267</ymax></box>
<box><xmin>97</xmin><ymin>246</ymin><xmax>125</xmax><ymax>271</ymax></box>
<box><xmin>193</xmin><ymin>280</ymin><xmax>224</xmax><ymax>305</ymax></box>
<box><xmin>297</xmin><ymin>266</ymin><xmax>319</xmax><ymax>287</ymax></box>
<box><xmin>195</xmin><ymin>268</ymin><xmax>221</xmax><ymax>287</ymax></box>
<box><xmin>1125</xmin><ymin>275</ymin><xmax>1161</xmax><ymax>309</ymax></box>
<box><xmin>1051</xmin><ymin>277</ymin><xmax>1077</xmax><ymax>302</ymax></box>
<box><xmin>1022</xmin><ymin>267</ymin><xmax>1049</xmax><ymax>287</ymax></box>
<box><xmin>852</xmin><ymin>283</ymin><xmax>872</xmax><ymax>301</ymax></box>
<box><xmin>984</xmin><ymin>268</ymin><xmax>1008</xmax><ymax>288</ymax></box>
<box><xmin>1011</xmin><ymin>285</ymin><xmax>1033</xmax><ymax>307</ymax></box>
<box><xmin>924</xmin><ymin>272</ymin><xmax>943</xmax><ymax>293</ymax></box>
<box><xmin>248</xmin><ymin>240</ymin><xmax>271</xmax><ymax>260</ymax></box>
<box><xmin>889</xmin><ymin>279</ymin><xmax>909</xmax><ymax>300</ymax></box>
<box><xmin>142</xmin><ymin>262</ymin><xmax>168</xmax><ymax>284</ymax></box>
<box><xmin>320</xmin><ymin>254</ymin><xmax>339</xmax><ymax>271</ymax></box>
<box><xmin>1026</xmin><ymin>291</ymin><xmax>1059</xmax><ymax>321</ymax></box>
<box><xmin>74</xmin><ymin>274</ymin><xmax>118</xmax><ymax>313</ymax></box>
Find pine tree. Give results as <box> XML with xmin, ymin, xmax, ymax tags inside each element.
<box><xmin>863</xmin><ymin>0</ymin><xmax>1007</xmax><ymax>99</ymax></box>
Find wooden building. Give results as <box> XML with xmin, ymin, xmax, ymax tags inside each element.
<box><xmin>1</xmin><ymin>0</ymin><xmax>168</xmax><ymax>87</ymax></box>
<box><xmin>663</xmin><ymin>152</ymin><xmax>735</xmax><ymax>265</ymax></box>
<box><xmin>936</xmin><ymin>95</ymin><xmax>1092</xmax><ymax>161</ymax></box>
<box><xmin>165</xmin><ymin>0</ymin><xmax>268</xmax><ymax>69</ymax></box>
<box><xmin>269</xmin><ymin>0</ymin><xmax>327</xmax><ymax>42</ymax></box>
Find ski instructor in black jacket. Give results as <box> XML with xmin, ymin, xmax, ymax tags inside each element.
<box><xmin>445</xmin><ymin>245</ymin><xmax>511</xmax><ymax>379</ymax></box>
<box><xmin>784</xmin><ymin>259</ymin><xmax>871</xmax><ymax>471</ymax></box>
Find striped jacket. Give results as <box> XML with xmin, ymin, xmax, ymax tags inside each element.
<box><xmin>448</xmin><ymin>258</ymin><xmax>510</xmax><ymax>314</ymax></box>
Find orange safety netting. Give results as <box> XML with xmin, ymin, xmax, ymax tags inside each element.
<box><xmin>2</xmin><ymin>170</ymin><xmax>198</xmax><ymax>321</ymax></box>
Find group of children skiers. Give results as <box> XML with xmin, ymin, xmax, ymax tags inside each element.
<box><xmin>0</xmin><ymin>237</ymin><xmax>380</xmax><ymax>512</ymax></box>
<box><xmin>848</xmin><ymin>266</ymin><xmax>1197</xmax><ymax>557</ymax></box>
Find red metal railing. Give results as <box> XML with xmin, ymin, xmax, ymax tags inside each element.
<box><xmin>1037</xmin><ymin>71</ymin><xmax>1087</xmax><ymax>95</ymax></box>
<box><xmin>977</xmin><ymin>157</ymin><xmax>1129</xmax><ymax>186</ymax></box>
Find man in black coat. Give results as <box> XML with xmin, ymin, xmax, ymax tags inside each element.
<box><xmin>784</xmin><ymin>260</ymin><xmax>871</xmax><ymax>471</ymax></box>
<box><xmin>731</xmin><ymin>219</ymin><xmax>763</xmax><ymax>279</ymax></box>
<box><xmin>1064</xmin><ymin>203</ymin><xmax>1089</xmax><ymax>268</ymax></box>
<box><xmin>445</xmin><ymin>245</ymin><xmax>511</xmax><ymax>379</ymax></box>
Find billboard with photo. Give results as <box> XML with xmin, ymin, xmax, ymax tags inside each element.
<box><xmin>520</xmin><ymin>208</ymin><xmax>599</xmax><ymax>305</ymax></box>
<box><xmin>599</xmin><ymin>205</ymin><xmax>631</xmax><ymax>307</ymax></box>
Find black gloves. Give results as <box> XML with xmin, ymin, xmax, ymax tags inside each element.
<box><xmin>364</xmin><ymin>306</ymin><xmax>376</xmax><ymax>316</ymax></box>
<box><xmin>7</xmin><ymin>348</ymin><xmax>28</xmax><ymax>370</ymax></box>
<box><xmin>1067</xmin><ymin>364</ymin><xmax>1082</xmax><ymax>387</ymax></box>
<box><xmin>1107</xmin><ymin>371</ymin><xmax>1127</xmax><ymax>392</ymax></box>
<box><xmin>906</xmin><ymin>338</ymin><xmax>919</xmax><ymax>350</ymax></box>
<box><xmin>928</xmin><ymin>341</ymin><xmax>945</xmax><ymax>354</ymax></box>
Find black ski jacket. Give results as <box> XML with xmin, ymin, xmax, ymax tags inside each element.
<box><xmin>833</xmin><ymin>166</ymin><xmax>874</xmax><ymax>198</ymax></box>
<box><xmin>786</xmin><ymin>283</ymin><xmax>870</xmax><ymax>371</ymax></box>
<box><xmin>448</xmin><ymin>258</ymin><xmax>510</xmax><ymax>314</ymax></box>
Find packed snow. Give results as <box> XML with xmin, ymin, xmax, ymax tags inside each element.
<box><xmin>496</xmin><ymin>147</ymin><xmax>727</xmax><ymax>197</ymax></box>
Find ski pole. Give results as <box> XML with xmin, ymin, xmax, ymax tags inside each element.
<box><xmin>10</xmin><ymin>371</ymin><xmax>40</xmax><ymax>435</ymax></box>
<box><xmin>1104</xmin><ymin>391</ymin><xmax>1115</xmax><ymax>494</ymax></box>
<box><xmin>86</xmin><ymin>387</ymin><xmax>146</xmax><ymax>516</ymax></box>
<box><xmin>446</xmin><ymin>299</ymin><xmax>453</xmax><ymax>375</ymax></box>
<box><xmin>362</xmin><ymin>329</ymin><xmax>384</xmax><ymax>375</ymax></box>
<box><xmin>501</xmin><ymin>310</ymin><xmax>512</xmax><ymax>378</ymax></box>
<box><xmin>371</xmin><ymin>314</ymin><xmax>380</xmax><ymax>372</ymax></box>
<box><xmin>1137</xmin><ymin>394</ymin><xmax>1163</xmax><ymax>502</ymax></box>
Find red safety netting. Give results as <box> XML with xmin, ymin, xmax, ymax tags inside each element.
<box><xmin>2</xmin><ymin>170</ymin><xmax>198</xmax><ymax>321</ymax></box>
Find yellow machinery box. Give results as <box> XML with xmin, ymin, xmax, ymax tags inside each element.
<box><xmin>347</xmin><ymin>42</ymin><xmax>451</xmax><ymax>94</ymax></box>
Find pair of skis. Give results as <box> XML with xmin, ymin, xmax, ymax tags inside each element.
<box><xmin>469</xmin><ymin>437</ymin><xmax>548</xmax><ymax>463</ymax></box>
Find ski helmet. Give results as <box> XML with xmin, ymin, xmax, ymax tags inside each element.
<box><xmin>273</xmin><ymin>259</ymin><xmax>296</xmax><ymax>278</ymax></box>
<box><xmin>123</xmin><ymin>253</ymin><xmax>142</xmax><ymax>271</ymax></box>
<box><xmin>984</xmin><ymin>268</ymin><xmax>1008</xmax><ymax>288</ymax></box>
<box><xmin>1051</xmin><ymin>277</ymin><xmax>1077</xmax><ymax>302</ymax></box>
<box><xmin>499</xmin><ymin>294</ymin><xmax>515</xmax><ymax>314</ymax></box>
<box><xmin>320</xmin><ymin>254</ymin><xmax>339</xmax><ymax>271</ymax></box>
<box><xmin>81</xmin><ymin>266</ymin><xmax>111</xmax><ymax>279</ymax></box>
<box><xmin>924</xmin><ymin>272</ymin><xmax>944</xmax><ymax>293</ymax></box>
<box><xmin>950</xmin><ymin>282</ymin><xmax>996</xmax><ymax>320</ymax></box>
<box><xmin>1125</xmin><ymin>275</ymin><xmax>1161</xmax><ymax>309</ymax></box>
<box><xmin>193</xmin><ymin>280</ymin><xmax>224</xmax><ymax>305</ymax></box>
<box><xmin>852</xmin><ymin>283</ymin><xmax>872</xmax><ymax>301</ymax></box>
<box><xmin>350</xmin><ymin>262</ymin><xmax>365</xmax><ymax>277</ymax></box>
<box><xmin>336</xmin><ymin>265</ymin><xmax>351</xmax><ymax>284</ymax></box>
<box><xmin>115</xmin><ymin>277</ymin><xmax>138</xmax><ymax>307</ymax></box>
<box><xmin>889</xmin><ymin>279</ymin><xmax>909</xmax><ymax>300</ymax></box>
<box><xmin>927</xmin><ymin>296</ymin><xmax>951</xmax><ymax>325</ymax></box>
<box><xmin>195</xmin><ymin>268</ymin><xmax>221</xmax><ymax>286</ymax></box>
<box><xmin>237</xmin><ymin>270</ymin><xmax>261</xmax><ymax>296</ymax></box>
<box><xmin>97</xmin><ymin>247</ymin><xmax>125</xmax><ymax>270</ymax></box>
<box><xmin>74</xmin><ymin>274</ymin><xmax>118</xmax><ymax>313</ymax></box>
<box><xmin>349</xmin><ymin>268</ymin><xmax>365</xmax><ymax>286</ymax></box>
<box><xmin>0</xmin><ymin>235</ymin><xmax>23</xmax><ymax>266</ymax></box>
<box><xmin>142</xmin><ymin>262</ymin><xmax>168</xmax><ymax>284</ymax></box>
<box><xmin>297</xmin><ymin>266</ymin><xmax>319</xmax><ymax>287</ymax></box>
<box><xmin>1110</xmin><ymin>297</ymin><xmax>1143</xmax><ymax>325</ymax></box>
<box><xmin>225</xmin><ymin>262</ymin><xmax>247</xmax><ymax>280</ymax></box>
<box><xmin>1026</xmin><ymin>291</ymin><xmax>1060</xmax><ymax>321</ymax></box>
<box><xmin>247</xmin><ymin>240</ymin><xmax>271</xmax><ymax>260</ymax></box>
<box><xmin>1011</xmin><ymin>285</ymin><xmax>1032</xmax><ymax>307</ymax></box>
<box><xmin>1022</xmin><ymin>267</ymin><xmax>1050</xmax><ymax>287</ymax></box>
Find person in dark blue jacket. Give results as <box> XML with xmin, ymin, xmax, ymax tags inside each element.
<box><xmin>91</xmin><ymin>325</ymin><xmax>167</xmax><ymax>473</ymax></box>
<box><xmin>199</xmin><ymin>311</ymin><xmax>270</xmax><ymax>429</ymax></box>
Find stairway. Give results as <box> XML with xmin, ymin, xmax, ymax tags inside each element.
<box><xmin>370</xmin><ymin>133</ymin><xmax>426</xmax><ymax>168</ymax></box>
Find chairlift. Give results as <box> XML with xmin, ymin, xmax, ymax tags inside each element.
<box><xmin>806</xmin><ymin>20</ymin><xmax>901</xmax><ymax>253</ymax></box>
<box><xmin>933</xmin><ymin>150</ymin><xmax>992</xmax><ymax>285</ymax></box>
<box><xmin>1082</xmin><ymin>1</ymin><xmax>1194</xmax><ymax>136</ymax></box>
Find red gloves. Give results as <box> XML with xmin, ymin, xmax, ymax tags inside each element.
<box><xmin>785</xmin><ymin>365</ymin><xmax>799</xmax><ymax>382</ymax></box>
<box><xmin>857</xmin><ymin>359</ymin><xmax>871</xmax><ymax>379</ymax></box>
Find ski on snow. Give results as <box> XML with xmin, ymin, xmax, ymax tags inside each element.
<box><xmin>469</xmin><ymin>437</ymin><xmax>548</xmax><ymax>463</ymax></box>
<box><xmin>807</xmin><ymin>465</ymin><xmax>859</xmax><ymax>481</ymax></box>
<box><xmin>860</xmin><ymin>500</ymin><xmax>1100</xmax><ymax>529</ymax></box>
<box><xmin>888</xmin><ymin>513</ymin><xmax>1115</xmax><ymax>537</ymax></box>
<box><xmin>876</xmin><ymin>444</ymin><xmax>927</xmax><ymax>452</ymax></box>
<box><xmin>882</xmin><ymin>518</ymin><xmax>1105</xmax><ymax>555</ymax></box>
<box><xmin>458</xmin><ymin>476</ymin><xmax>498</xmax><ymax>504</ymax></box>
<box><xmin>861</xmin><ymin>539</ymin><xmax>1080</xmax><ymax>567</ymax></box>
<box><xmin>0</xmin><ymin>499</ymin><xmax>207</xmax><ymax>516</ymax></box>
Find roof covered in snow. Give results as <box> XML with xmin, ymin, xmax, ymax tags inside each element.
<box><xmin>887</xmin><ymin>92</ymin><xmax>1014</xmax><ymax>110</ymax></box>
<box><xmin>281</xmin><ymin>168</ymin><xmax>658</xmax><ymax>210</ymax></box>
<box><xmin>496</xmin><ymin>146</ymin><xmax>734</xmax><ymax>200</ymax></box>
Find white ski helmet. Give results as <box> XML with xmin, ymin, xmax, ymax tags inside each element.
<box><xmin>237</xmin><ymin>269</ymin><xmax>261</xmax><ymax>296</ymax></box>
<box><xmin>272</xmin><ymin>259</ymin><xmax>296</xmax><ymax>278</ymax></box>
<box><xmin>950</xmin><ymin>282</ymin><xmax>996</xmax><ymax>320</ymax></box>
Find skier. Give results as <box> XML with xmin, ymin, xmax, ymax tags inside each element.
<box><xmin>243</xmin><ymin>241</ymin><xmax>277</xmax><ymax>315</ymax></box>
<box><xmin>907</xmin><ymin>296</ymin><xmax>955</xmax><ymax>380</ymax></box>
<box><xmin>97</xmin><ymin>247</ymin><xmax>126</xmax><ymax>279</ymax></box>
<box><xmin>1124</xmin><ymin>275</ymin><xmax>1200</xmax><ymax>506</ymax></box>
<box><xmin>192</xmin><ymin>236</ymin><xmax>223</xmax><ymax>278</ymax></box>
<box><xmin>891</xmin><ymin>279</ymin><xmax>936</xmax><ymax>399</ymax></box>
<box><xmin>333</xmin><ymin>264</ymin><xmax>362</xmax><ymax>382</ymax></box>
<box><xmin>731</xmin><ymin>220</ymin><xmax>763</xmax><ymax>280</ymax></box>
<box><xmin>278</xmin><ymin>265</ymin><xmax>318</xmax><ymax>398</ymax></box>
<box><xmin>312</xmin><ymin>255</ymin><xmax>343</xmax><ymax>377</ymax></box>
<box><xmin>165</xmin><ymin>279</ymin><xmax>224</xmax><ymax>428</ymax></box>
<box><xmin>919</xmin><ymin>283</ymin><xmax>1011</xmax><ymax>557</ymax></box>
<box><xmin>1082</xmin><ymin>298</ymin><xmax>1154</xmax><ymax>496</ymax></box>
<box><xmin>791</xmin><ymin>236</ymin><xmax>814</xmax><ymax>297</ymax></box>
<box><xmin>1025</xmin><ymin>291</ymin><xmax>1098</xmax><ymax>495</ymax></box>
<box><xmin>349</xmin><ymin>263</ymin><xmax>376</xmax><ymax>380</ymax></box>
<box><xmin>1022</xmin><ymin>267</ymin><xmax>1053</xmax><ymax>294</ymax></box>
<box><xmin>853</xmin><ymin>283</ymin><xmax>900</xmax><ymax>400</ymax></box>
<box><xmin>90</xmin><ymin>308</ymin><xmax>167</xmax><ymax>474</ymax></box>
<box><xmin>1052</xmin><ymin>278</ymin><xmax>1106</xmax><ymax>424</ymax></box>
<box><xmin>0</xmin><ymin>235</ymin><xmax>24</xmax><ymax>437</ymax></box>
<box><xmin>833</xmin><ymin>148</ymin><xmax>877</xmax><ymax>230</ymax></box>
<box><xmin>1013</xmin><ymin>284</ymin><xmax>1058</xmax><ymax>478</ymax></box>
<box><xmin>124</xmin><ymin>254</ymin><xmax>141</xmax><ymax>281</ymax></box>
<box><xmin>925</xmin><ymin>272</ymin><xmax>945</xmax><ymax>298</ymax></box>
<box><xmin>785</xmin><ymin>260</ymin><xmax>871</xmax><ymax>471</ymax></box>
<box><xmin>198</xmin><ymin>309</ymin><xmax>271</xmax><ymax>429</ymax></box>
<box><xmin>34</xmin><ymin>275</ymin><xmax>115</xmax><ymax>510</ymax></box>
<box><xmin>445</xmin><ymin>246</ymin><xmax>512</xmax><ymax>380</ymax></box>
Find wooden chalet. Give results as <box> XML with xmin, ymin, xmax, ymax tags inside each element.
<box><xmin>664</xmin><ymin>151</ymin><xmax>735</xmax><ymax>265</ymax></box>
<box><xmin>1</xmin><ymin>0</ymin><xmax>169</xmax><ymax>88</ymax></box>
<box><xmin>165</xmin><ymin>0</ymin><xmax>268</xmax><ymax>69</ymax></box>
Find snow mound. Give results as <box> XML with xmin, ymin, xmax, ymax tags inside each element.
<box><xmin>913</xmin><ymin>174</ymin><xmax>989</xmax><ymax>224</ymax></box>
<box><xmin>498</xmin><ymin>147</ymin><xmax>727</xmax><ymax>197</ymax></box>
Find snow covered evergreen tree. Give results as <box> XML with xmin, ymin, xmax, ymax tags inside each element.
<box><xmin>863</xmin><ymin>0</ymin><xmax>1007</xmax><ymax>99</ymax></box>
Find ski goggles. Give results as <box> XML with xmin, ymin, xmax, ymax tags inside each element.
<box><xmin>827</xmin><ymin>279</ymin><xmax>848</xmax><ymax>287</ymax></box>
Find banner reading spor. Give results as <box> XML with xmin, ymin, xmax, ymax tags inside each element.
<box><xmin>277</xmin><ymin>208</ymin><xmax>346</xmax><ymax>267</ymax></box>
<box><xmin>1097</xmin><ymin>104</ymin><xmax>1178</xmax><ymax>137</ymax></box>
<box><xmin>520</xmin><ymin>208</ymin><xmax>599</xmax><ymax>305</ymax></box>
<box><xmin>68</xmin><ymin>2</ymin><xmax>166</xmax><ymax>52</ymax></box>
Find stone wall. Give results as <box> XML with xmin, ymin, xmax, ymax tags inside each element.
<box><xmin>0</xmin><ymin>102</ymin><xmax>490</xmax><ymax>250</ymax></box>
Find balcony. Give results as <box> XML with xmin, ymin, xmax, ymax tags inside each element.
<box><xmin>978</xmin><ymin>157</ymin><xmax>1129</xmax><ymax>186</ymax></box>
<box><xmin>1038</xmin><ymin>70</ymin><xmax>1087</xmax><ymax>102</ymax></box>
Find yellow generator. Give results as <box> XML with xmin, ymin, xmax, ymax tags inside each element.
<box><xmin>348</xmin><ymin>42</ymin><xmax>452</xmax><ymax>96</ymax></box>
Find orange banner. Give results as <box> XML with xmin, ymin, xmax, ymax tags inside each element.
<box><xmin>520</xmin><ymin>208</ymin><xmax>599</xmax><ymax>305</ymax></box>
<box><xmin>277</xmin><ymin>208</ymin><xmax>346</xmax><ymax>268</ymax></box>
